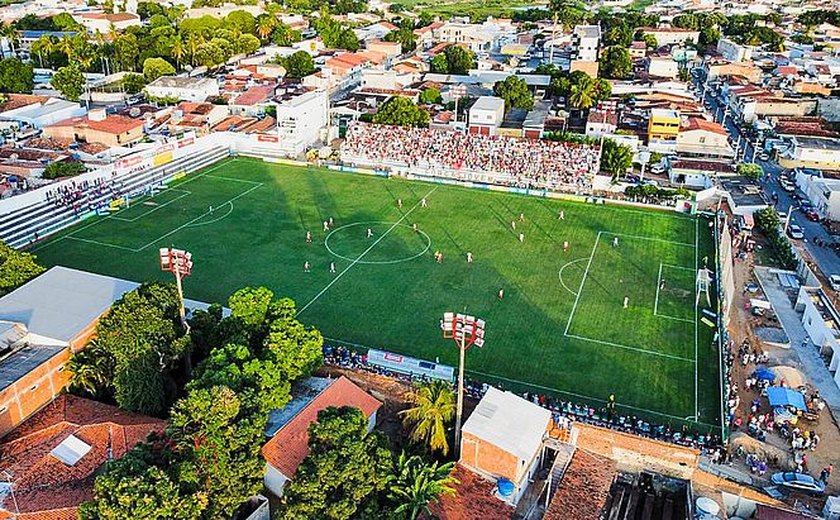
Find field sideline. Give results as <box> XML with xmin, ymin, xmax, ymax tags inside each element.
<box><xmin>31</xmin><ymin>157</ymin><xmax>721</xmax><ymax>428</ymax></box>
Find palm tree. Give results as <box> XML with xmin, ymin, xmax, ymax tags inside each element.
<box><xmin>30</xmin><ymin>35</ymin><xmax>54</xmax><ymax>68</ymax></box>
<box><xmin>58</xmin><ymin>35</ymin><xmax>75</xmax><ymax>60</ymax></box>
<box><xmin>0</xmin><ymin>23</ymin><xmax>18</xmax><ymax>59</ymax></box>
<box><xmin>569</xmin><ymin>75</ymin><xmax>596</xmax><ymax>110</ymax></box>
<box><xmin>400</xmin><ymin>380</ymin><xmax>455</xmax><ymax>455</ymax></box>
<box><xmin>186</xmin><ymin>34</ymin><xmax>203</xmax><ymax>66</ymax></box>
<box><xmin>601</xmin><ymin>140</ymin><xmax>633</xmax><ymax>180</ymax></box>
<box><xmin>387</xmin><ymin>453</ymin><xmax>457</xmax><ymax>520</ymax></box>
<box><xmin>171</xmin><ymin>37</ymin><xmax>185</xmax><ymax>70</ymax></box>
<box><xmin>256</xmin><ymin>15</ymin><xmax>276</xmax><ymax>41</ymax></box>
<box><xmin>67</xmin><ymin>339</ymin><xmax>115</xmax><ymax>398</ymax></box>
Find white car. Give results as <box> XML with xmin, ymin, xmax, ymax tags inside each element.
<box><xmin>788</xmin><ymin>224</ymin><xmax>804</xmax><ymax>240</ymax></box>
<box><xmin>650</xmin><ymin>163</ymin><xmax>666</xmax><ymax>174</ymax></box>
<box><xmin>829</xmin><ymin>274</ymin><xmax>840</xmax><ymax>291</ymax></box>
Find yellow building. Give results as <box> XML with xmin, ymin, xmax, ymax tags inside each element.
<box><xmin>648</xmin><ymin>108</ymin><xmax>681</xmax><ymax>142</ymax></box>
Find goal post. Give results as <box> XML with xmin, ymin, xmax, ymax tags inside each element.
<box><xmin>696</xmin><ymin>268</ymin><xmax>711</xmax><ymax>307</ymax></box>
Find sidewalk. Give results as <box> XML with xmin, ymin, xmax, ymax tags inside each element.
<box><xmin>754</xmin><ymin>266</ymin><xmax>840</xmax><ymax>419</ymax></box>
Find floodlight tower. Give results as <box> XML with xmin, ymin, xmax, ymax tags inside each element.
<box><xmin>442</xmin><ymin>312</ymin><xmax>485</xmax><ymax>454</ymax></box>
<box><xmin>159</xmin><ymin>247</ymin><xmax>193</xmax><ymax>334</ymax></box>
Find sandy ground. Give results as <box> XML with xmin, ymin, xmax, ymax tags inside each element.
<box><xmin>727</xmin><ymin>249</ymin><xmax>840</xmax><ymax>495</ymax></box>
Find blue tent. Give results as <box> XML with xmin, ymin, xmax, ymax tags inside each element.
<box><xmin>767</xmin><ymin>387</ymin><xmax>807</xmax><ymax>411</ymax></box>
<box><xmin>754</xmin><ymin>367</ymin><xmax>776</xmax><ymax>382</ymax></box>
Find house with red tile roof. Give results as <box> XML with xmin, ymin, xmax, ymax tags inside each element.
<box><xmin>43</xmin><ymin>110</ymin><xmax>144</xmax><ymax>147</ymax></box>
<box><xmin>0</xmin><ymin>394</ymin><xmax>164</xmax><ymax>519</ymax></box>
<box><xmin>676</xmin><ymin>117</ymin><xmax>734</xmax><ymax>159</ymax></box>
<box><xmin>261</xmin><ymin>376</ymin><xmax>381</xmax><ymax>498</ymax></box>
<box><xmin>231</xmin><ymin>84</ymin><xmax>277</xmax><ymax>116</ymax></box>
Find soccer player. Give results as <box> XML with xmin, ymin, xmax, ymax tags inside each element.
<box><xmin>209</xmin><ymin>205</ymin><xmax>213</xmax><ymax>214</ymax></box>
<box><xmin>563</xmin><ymin>241</ymin><xmax>569</xmax><ymax>252</ymax></box>
<box><xmin>328</xmin><ymin>217</ymin><xmax>334</xmax><ymax>228</ymax></box>
<box><xmin>323</xmin><ymin>220</ymin><xmax>329</xmax><ymax>232</ymax></box>
<box><xmin>466</xmin><ymin>252</ymin><xmax>473</xmax><ymax>263</ymax></box>
<box><xmin>397</xmin><ymin>198</ymin><xmax>403</xmax><ymax>208</ymax></box>
<box><xmin>660</xmin><ymin>279</ymin><xmax>666</xmax><ymax>290</ymax></box>
<box><xmin>498</xmin><ymin>288</ymin><xmax>504</xmax><ymax>300</ymax></box>
<box><xmin>306</xmin><ymin>230</ymin><xmax>312</xmax><ymax>243</ymax></box>
<box><xmin>558</xmin><ymin>210</ymin><xmax>565</xmax><ymax>220</ymax></box>
<box><xmin>511</xmin><ymin>220</ymin><xmax>516</xmax><ymax>230</ymax></box>
<box><xmin>330</xmin><ymin>262</ymin><xmax>336</xmax><ymax>273</ymax></box>
<box><xmin>518</xmin><ymin>233</ymin><xmax>524</xmax><ymax>242</ymax></box>
<box><xmin>304</xmin><ymin>261</ymin><xmax>310</xmax><ymax>273</ymax></box>
<box><xmin>367</xmin><ymin>228</ymin><xmax>373</xmax><ymax>238</ymax></box>
<box><xmin>412</xmin><ymin>223</ymin><xmax>419</xmax><ymax>233</ymax></box>
<box><xmin>421</xmin><ymin>197</ymin><xmax>427</xmax><ymax>208</ymax></box>
<box><xmin>613</xmin><ymin>236</ymin><xmax>619</xmax><ymax>248</ymax></box>
<box><xmin>623</xmin><ymin>295</ymin><xmax>629</xmax><ymax>308</ymax></box>
<box><xmin>519</xmin><ymin>212</ymin><xmax>525</xmax><ymax>222</ymax></box>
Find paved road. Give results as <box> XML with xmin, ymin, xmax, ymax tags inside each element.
<box><xmin>696</xmin><ymin>78</ymin><xmax>840</xmax><ymax>277</ymax></box>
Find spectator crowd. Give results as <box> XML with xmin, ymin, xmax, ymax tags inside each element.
<box><xmin>341</xmin><ymin>122</ymin><xmax>601</xmax><ymax>191</ymax></box>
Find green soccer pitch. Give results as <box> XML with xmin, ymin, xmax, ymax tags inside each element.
<box><xmin>31</xmin><ymin>156</ymin><xmax>721</xmax><ymax>428</ymax></box>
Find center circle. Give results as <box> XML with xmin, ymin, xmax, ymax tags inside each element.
<box><xmin>324</xmin><ymin>221</ymin><xmax>432</xmax><ymax>265</ymax></box>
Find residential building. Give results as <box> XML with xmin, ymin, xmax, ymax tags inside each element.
<box><xmin>780</xmin><ymin>136</ymin><xmax>840</xmax><ymax>170</ymax></box>
<box><xmin>628</xmin><ymin>41</ymin><xmax>647</xmax><ymax>59</ymax></box>
<box><xmin>647</xmin><ymin>56</ymin><xmax>679</xmax><ymax>79</ymax></box>
<box><xmin>43</xmin><ymin>109</ymin><xmax>144</xmax><ymax>147</ymax></box>
<box><xmin>0</xmin><ymin>395</ymin><xmax>164</xmax><ymax>518</ymax></box>
<box><xmin>704</xmin><ymin>60</ymin><xmax>762</xmax><ymax>82</ymax></box>
<box><xmin>230</xmin><ymin>84</ymin><xmax>277</xmax><ymax>117</ymax></box>
<box><xmin>716</xmin><ymin>37</ymin><xmax>754</xmax><ymax>62</ymax></box>
<box><xmin>261</xmin><ymin>376</ymin><xmax>381</xmax><ymax>498</ymax></box>
<box><xmin>361</xmin><ymin>69</ymin><xmax>418</xmax><ymax>91</ymax></box>
<box><xmin>640</xmin><ymin>27</ymin><xmax>699</xmax><ymax>46</ymax></box>
<box><xmin>468</xmin><ymin>96</ymin><xmax>505</xmax><ymax>135</ymax></box>
<box><xmin>168</xmin><ymin>102</ymin><xmax>229</xmax><ymax>136</ymax></box>
<box><xmin>0</xmin><ymin>95</ymin><xmax>85</xmax><ymax>129</ymax></box>
<box><xmin>72</xmin><ymin>12</ymin><xmax>140</xmax><ymax>33</ymax></box>
<box><xmin>570</xmin><ymin>24</ymin><xmax>600</xmax><ymax>77</ymax></box>
<box><xmin>675</xmin><ymin>117</ymin><xmax>734</xmax><ymax>158</ymax></box>
<box><xmin>274</xmin><ymin>87</ymin><xmax>329</xmax><ymax>155</ymax></box>
<box><xmin>647</xmin><ymin>108</ymin><xmax>681</xmax><ymax>151</ymax></box>
<box><xmin>585</xmin><ymin>109</ymin><xmax>618</xmax><ymax>137</ymax></box>
<box><xmin>366</xmin><ymin>39</ymin><xmax>402</xmax><ymax>58</ymax></box>
<box><xmin>668</xmin><ymin>158</ymin><xmax>736</xmax><ymax>188</ymax></box>
<box><xmin>145</xmin><ymin>76</ymin><xmax>220</xmax><ymax>102</ymax></box>
<box><xmin>794</xmin><ymin>168</ymin><xmax>840</xmax><ymax>221</ymax></box>
<box><xmin>796</xmin><ymin>287</ymin><xmax>840</xmax><ymax>389</ymax></box>
<box><xmin>459</xmin><ymin>386</ymin><xmax>552</xmax><ymax>505</ymax></box>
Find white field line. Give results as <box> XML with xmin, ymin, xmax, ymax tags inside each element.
<box><xmin>109</xmin><ymin>189</ymin><xmax>192</xmax><ymax>222</ymax></box>
<box><xmin>654</xmin><ymin>262</ymin><xmax>664</xmax><ymax>316</ymax></box>
<box><xmin>694</xmin><ymin>217</ymin><xmax>700</xmax><ymax>421</ymax></box>
<box><xmin>564</xmin><ymin>232</ymin><xmax>601</xmax><ymax>335</ymax></box>
<box><xmin>564</xmin><ymin>333</ymin><xmax>694</xmax><ymax>362</ymax></box>
<box><xmin>296</xmin><ymin>186</ymin><xmax>438</xmax><ymax>316</ymax></box>
<box><xmin>609</xmin><ymin>232</ymin><xmax>694</xmax><ymax>247</ymax></box>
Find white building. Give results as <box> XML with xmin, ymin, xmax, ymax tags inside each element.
<box><xmin>794</xmin><ymin>168</ymin><xmax>840</xmax><ymax>221</ymax></box>
<box><xmin>647</xmin><ymin>57</ymin><xmax>679</xmax><ymax>79</ymax></box>
<box><xmin>796</xmin><ymin>287</ymin><xmax>840</xmax><ymax>389</ymax></box>
<box><xmin>72</xmin><ymin>12</ymin><xmax>141</xmax><ymax>33</ymax></box>
<box><xmin>640</xmin><ymin>27</ymin><xmax>699</xmax><ymax>47</ymax></box>
<box><xmin>459</xmin><ymin>387</ymin><xmax>552</xmax><ymax>506</ymax></box>
<box><xmin>274</xmin><ymin>88</ymin><xmax>328</xmax><ymax>155</ymax></box>
<box><xmin>716</xmin><ymin>37</ymin><xmax>754</xmax><ymax>63</ymax></box>
<box><xmin>782</xmin><ymin>136</ymin><xmax>840</xmax><ymax>171</ymax></box>
<box><xmin>0</xmin><ymin>97</ymin><xmax>85</xmax><ymax>129</ymax></box>
<box><xmin>144</xmin><ymin>76</ymin><xmax>220</xmax><ymax>102</ymax></box>
<box><xmin>468</xmin><ymin>96</ymin><xmax>505</xmax><ymax>135</ymax></box>
<box><xmin>571</xmin><ymin>25</ymin><xmax>600</xmax><ymax>62</ymax></box>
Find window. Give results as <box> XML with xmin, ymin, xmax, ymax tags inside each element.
<box><xmin>29</xmin><ymin>384</ymin><xmax>38</xmax><ymax>391</ymax></box>
<box><xmin>699</xmin><ymin>137</ymin><xmax>706</xmax><ymax>144</ymax></box>
<box><xmin>57</xmin><ymin>365</ymin><xmax>65</xmax><ymax>372</ymax></box>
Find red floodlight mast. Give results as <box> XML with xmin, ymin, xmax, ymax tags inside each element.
<box><xmin>159</xmin><ymin>247</ymin><xmax>193</xmax><ymax>334</ymax></box>
<box><xmin>442</xmin><ymin>312</ymin><xmax>485</xmax><ymax>454</ymax></box>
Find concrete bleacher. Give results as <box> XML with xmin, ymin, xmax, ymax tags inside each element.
<box><xmin>0</xmin><ymin>145</ymin><xmax>229</xmax><ymax>249</ymax></box>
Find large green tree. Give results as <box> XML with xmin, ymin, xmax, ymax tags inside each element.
<box><xmin>373</xmin><ymin>96</ymin><xmax>429</xmax><ymax>127</ymax></box>
<box><xmin>280</xmin><ymin>406</ymin><xmax>393</xmax><ymax>520</ymax></box>
<box><xmin>386</xmin><ymin>453</ymin><xmax>457</xmax><ymax>520</ymax></box>
<box><xmin>601</xmin><ymin>139</ymin><xmax>633</xmax><ymax>178</ymax></box>
<box><xmin>599</xmin><ymin>46</ymin><xmax>632</xmax><ymax>79</ymax></box>
<box><xmin>0</xmin><ymin>58</ymin><xmax>33</xmax><ymax>93</ymax></box>
<box><xmin>493</xmin><ymin>76</ymin><xmax>534</xmax><ymax>111</ymax></box>
<box><xmin>142</xmin><ymin>57</ymin><xmax>176</xmax><ymax>82</ymax></box>
<box><xmin>430</xmin><ymin>45</ymin><xmax>475</xmax><ymax>75</ymax></box>
<box><xmin>0</xmin><ymin>241</ymin><xmax>45</xmax><ymax>296</ymax></box>
<box><xmin>280</xmin><ymin>50</ymin><xmax>316</xmax><ymax>78</ymax></box>
<box><xmin>51</xmin><ymin>65</ymin><xmax>85</xmax><ymax>101</ymax></box>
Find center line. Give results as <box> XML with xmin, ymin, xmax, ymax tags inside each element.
<box><xmin>296</xmin><ymin>186</ymin><xmax>439</xmax><ymax>316</ymax></box>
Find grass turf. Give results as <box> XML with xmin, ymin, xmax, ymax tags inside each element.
<box><xmin>31</xmin><ymin>157</ymin><xmax>721</xmax><ymax>428</ymax></box>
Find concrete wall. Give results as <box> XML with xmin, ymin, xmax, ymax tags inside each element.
<box><xmin>263</xmin><ymin>463</ymin><xmax>289</xmax><ymax>499</ymax></box>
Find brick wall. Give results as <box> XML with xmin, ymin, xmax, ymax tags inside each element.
<box><xmin>460</xmin><ymin>431</ymin><xmax>520</xmax><ymax>483</ymax></box>
<box><xmin>0</xmin><ymin>348</ymin><xmax>72</xmax><ymax>438</ymax></box>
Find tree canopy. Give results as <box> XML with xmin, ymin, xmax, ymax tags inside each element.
<box><xmin>430</xmin><ymin>45</ymin><xmax>475</xmax><ymax>75</ymax></box>
<box><xmin>493</xmin><ymin>76</ymin><xmax>534</xmax><ymax>112</ymax></box>
<box><xmin>0</xmin><ymin>59</ymin><xmax>33</xmax><ymax>93</ymax></box>
<box><xmin>279</xmin><ymin>50</ymin><xmax>316</xmax><ymax>78</ymax></box>
<box><xmin>0</xmin><ymin>241</ymin><xmax>45</xmax><ymax>297</ymax></box>
<box><xmin>599</xmin><ymin>46</ymin><xmax>632</xmax><ymax>79</ymax></box>
<box><xmin>51</xmin><ymin>65</ymin><xmax>85</xmax><ymax>101</ymax></box>
<box><xmin>373</xmin><ymin>96</ymin><xmax>430</xmax><ymax>127</ymax></box>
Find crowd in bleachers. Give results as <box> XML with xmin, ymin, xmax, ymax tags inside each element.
<box><xmin>341</xmin><ymin>122</ymin><xmax>601</xmax><ymax>191</ymax></box>
<box><xmin>322</xmin><ymin>344</ymin><xmax>722</xmax><ymax>453</ymax></box>
<box><xmin>43</xmin><ymin>175</ymin><xmax>125</xmax><ymax>213</ymax></box>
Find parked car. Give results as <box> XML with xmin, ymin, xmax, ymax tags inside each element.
<box><xmin>788</xmin><ymin>224</ymin><xmax>804</xmax><ymax>240</ymax></box>
<box><xmin>622</xmin><ymin>174</ymin><xmax>640</xmax><ymax>184</ymax></box>
<box><xmin>781</xmin><ymin>182</ymin><xmax>795</xmax><ymax>193</ymax></box>
<box><xmin>829</xmin><ymin>274</ymin><xmax>840</xmax><ymax>291</ymax></box>
<box><xmin>650</xmin><ymin>164</ymin><xmax>665</xmax><ymax>174</ymax></box>
<box><xmin>759</xmin><ymin>152</ymin><xmax>770</xmax><ymax>161</ymax></box>
<box><xmin>805</xmin><ymin>210</ymin><xmax>820</xmax><ymax>222</ymax></box>
<box><xmin>770</xmin><ymin>472</ymin><xmax>826</xmax><ymax>494</ymax></box>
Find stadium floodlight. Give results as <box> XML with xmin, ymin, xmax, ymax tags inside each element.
<box><xmin>442</xmin><ymin>312</ymin><xmax>486</xmax><ymax>454</ymax></box>
<box><xmin>450</xmin><ymin>84</ymin><xmax>467</xmax><ymax>123</ymax></box>
<box><xmin>159</xmin><ymin>247</ymin><xmax>193</xmax><ymax>333</ymax></box>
